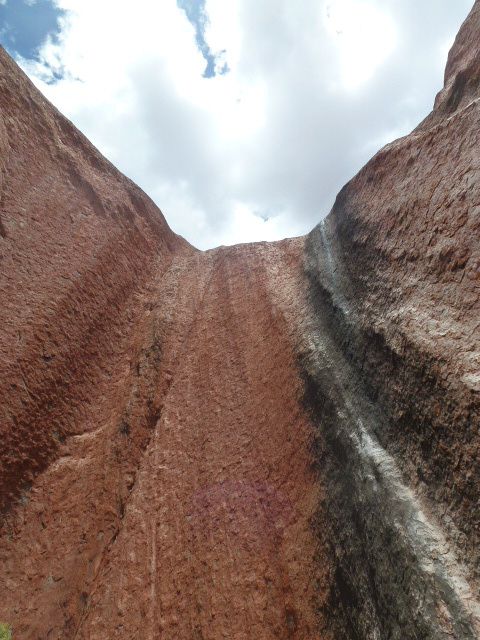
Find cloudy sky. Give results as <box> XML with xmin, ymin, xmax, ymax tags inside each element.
<box><xmin>0</xmin><ymin>0</ymin><xmax>474</xmax><ymax>249</ymax></box>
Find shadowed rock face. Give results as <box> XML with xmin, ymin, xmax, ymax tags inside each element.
<box><xmin>0</xmin><ymin>3</ymin><xmax>479</xmax><ymax>639</ymax></box>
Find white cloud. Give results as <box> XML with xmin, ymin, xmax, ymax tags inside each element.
<box><xmin>324</xmin><ymin>1</ymin><xmax>398</xmax><ymax>90</ymax></box>
<box><xmin>19</xmin><ymin>0</ymin><xmax>474</xmax><ymax>249</ymax></box>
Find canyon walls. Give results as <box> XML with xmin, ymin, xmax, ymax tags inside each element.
<box><xmin>302</xmin><ymin>2</ymin><xmax>480</xmax><ymax>635</ymax></box>
<box><xmin>0</xmin><ymin>2</ymin><xmax>479</xmax><ymax>639</ymax></box>
<box><xmin>0</xmin><ymin>45</ymin><xmax>191</xmax><ymax>513</ymax></box>
<box><xmin>0</xmin><ymin>45</ymin><xmax>195</xmax><ymax>636</ymax></box>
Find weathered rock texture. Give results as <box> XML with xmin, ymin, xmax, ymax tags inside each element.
<box><xmin>0</xmin><ymin>2</ymin><xmax>479</xmax><ymax>639</ymax></box>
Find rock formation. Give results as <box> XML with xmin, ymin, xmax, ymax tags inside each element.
<box><xmin>0</xmin><ymin>2</ymin><xmax>479</xmax><ymax>639</ymax></box>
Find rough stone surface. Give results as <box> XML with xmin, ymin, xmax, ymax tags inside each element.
<box><xmin>0</xmin><ymin>45</ymin><xmax>190</xmax><ymax>513</ymax></box>
<box><xmin>301</xmin><ymin>3</ymin><xmax>480</xmax><ymax>636</ymax></box>
<box><xmin>0</xmin><ymin>2</ymin><xmax>479</xmax><ymax>639</ymax></box>
<box><xmin>305</xmin><ymin>0</ymin><xmax>480</xmax><ymax>588</ymax></box>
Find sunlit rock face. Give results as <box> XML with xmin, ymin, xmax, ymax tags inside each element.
<box><xmin>0</xmin><ymin>2</ymin><xmax>479</xmax><ymax>639</ymax></box>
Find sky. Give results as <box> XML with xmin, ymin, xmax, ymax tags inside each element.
<box><xmin>0</xmin><ymin>0</ymin><xmax>475</xmax><ymax>249</ymax></box>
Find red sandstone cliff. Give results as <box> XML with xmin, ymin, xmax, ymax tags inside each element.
<box><xmin>0</xmin><ymin>45</ymin><xmax>192</xmax><ymax>511</ymax></box>
<box><xmin>307</xmin><ymin>0</ymin><xmax>480</xmax><ymax>586</ymax></box>
<box><xmin>0</xmin><ymin>3</ymin><xmax>479</xmax><ymax>639</ymax></box>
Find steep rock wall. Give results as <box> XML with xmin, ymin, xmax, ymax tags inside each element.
<box><xmin>0</xmin><ymin>46</ymin><xmax>191</xmax><ymax>515</ymax></box>
<box><xmin>0</xmin><ymin>46</ymin><xmax>194</xmax><ymax>635</ymax></box>
<box><xmin>0</xmin><ymin>2</ymin><xmax>479</xmax><ymax>639</ymax></box>
<box><xmin>303</xmin><ymin>1</ymin><xmax>480</xmax><ymax>637</ymax></box>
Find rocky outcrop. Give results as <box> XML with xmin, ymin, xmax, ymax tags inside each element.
<box><xmin>302</xmin><ymin>3</ymin><xmax>480</xmax><ymax>634</ymax></box>
<box><xmin>0</xmin><ymin>45</ymin><xmax>192</xmax><ymax>637</ymax></box>
<box><xmin>0</xmin><ymin>2</ymin><xmax>479</xmax><ymax>639</ymax></box>
<box><xmin>423</xmin><ymin>0</ymin><xmax>480</xmax><ymax>127</ymax></box>
<box><xmin>301</xmin><ymin>3</ymin><xmax>480</xmax><ymax>636</ymax></box>
<box><xmin>0</xmin><ymin>44</ymin><xmax>191</xmax><ymax>513</ymax></box>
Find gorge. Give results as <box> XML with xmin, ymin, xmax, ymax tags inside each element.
<box><xmin>0</xmin><ymin>2</ymin><xmax>479</xmax><ymax>639</ymax></box>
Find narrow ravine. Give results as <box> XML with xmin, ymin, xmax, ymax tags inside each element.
<box><xmin>1</xmin><ymin>2</ymin><xmax>479</xmax><ymax>637</ymax></box>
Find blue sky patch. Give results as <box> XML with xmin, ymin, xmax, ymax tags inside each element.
<box><xmin>177</xmin><ymin>0</ymin><xmax>229</xmax><ymax>78</ymax></box>
<box><xmin>0</xmin><ymin>0</ymin><xmax>65</xmax><ymax>61</ymax></box>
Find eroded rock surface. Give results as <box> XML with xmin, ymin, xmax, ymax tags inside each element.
<box><xmin>0</xmin><ymin>2</ymin><xmax>479</xmax><ymax>639</ymax></box>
